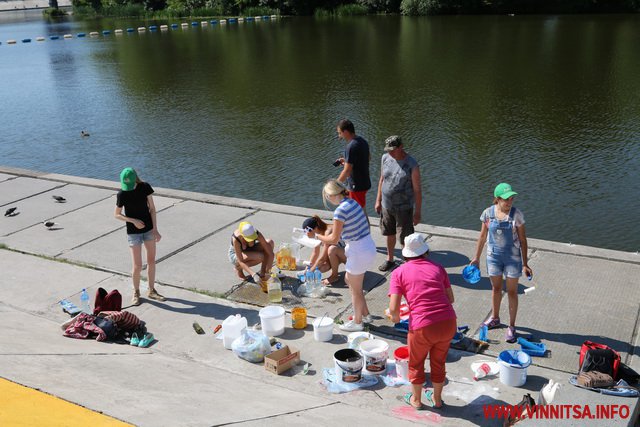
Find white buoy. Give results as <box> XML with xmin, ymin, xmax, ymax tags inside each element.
<box><xmin>254</xmin><ymin>16</ymin><xmax>261</xmax><ymax>20</ymax></box>
<box><xmin>201</xmin><ymin>20</ymin><xmax>208</xmax><ymax>26</ymax></box>
<box><xmin>7</xmin><ymin>39</ymin><xmax>17</xmax><ymax>44</ymax></box>
<box><xmin>137</xmin><ymin>27</ymin><xmax>146</xmax><ymax>32</ymax></box>
<box><xmin>219</xmin><ymin>19</ymin><xmax>227</xmax><ymax>24</ymax></box>
<box><xmin>181</xmin><ymin>22</ymin><xmax>189</xmax><ymax>27</ymax></box>
<box><xmin>160</xmin><ymin>24</ymin><xmax>168</xmax><ymax>30</ymax></box>
<box><xmin>238</xmin><ymin>17</ymin><xmax>244</xmax><ymax>22</ymax></box>
<box><xmin>63</xmin><ymin>34</ymin><xmax>72</xmax><ymax>39</ymax></box>
<box><xmin>36</xmin><ymin>36</ymin><xmax>45</xmax><ymax>41</ymax></box>
<box><xmin>114</xmin><ymin>29</ymin><xmax>123</xmax><ymax>34</ymax></box>
<box><xmin>270</xmin><ymin>14</ymin><xmax>277</xmax><ymax>19</ymax></box>
<box><xmin>89</xmin><ymin>31</ymin><xmax>99</xmax><ymax>37</ymax></box>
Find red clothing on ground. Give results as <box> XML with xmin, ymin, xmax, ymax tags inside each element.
<box><xmin>348</xmin><ymin>190</ymin><xmax>367</xmax><ymax>209</ymax></box>
<box><xmin>389</xmin><ymin>258</ymin><xmax>456</xmax><ymax>330</ymax></box>
<box><xmin>408</xmin><ymin>318</ymin><xmax>457</xmax><ymax>384</ymax></box>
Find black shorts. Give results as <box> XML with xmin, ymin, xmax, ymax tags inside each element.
<box><xmin>379</xmin><ymin>207</ymin><xmax>414</xmax><ymax>244</ymax></box>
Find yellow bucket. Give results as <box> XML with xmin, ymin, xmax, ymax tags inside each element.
<box><xmin>291</xmin><ymin>307</ymin><xmax>307</xmax><ymax>329</ymax></box>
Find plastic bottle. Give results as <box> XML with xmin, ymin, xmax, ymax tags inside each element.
<box><xmin>313</xmin><ymin>268</ymin><xmax>323</xmax><ymax>296</ymax></box>
<box><xmin>80</xmin><ymin>288</ymin><xmax>90</xmax><ymax>314</ymax></box>
<box><xmin>473</xmin><ymin>363</ymin><xmax>492</xmax><ymax>380</ymax></box>
<box><xmin>478</xmin><ymin>325</ymin><xmax>488</xmax><ymax>342</ymax></box>
<box><xmin>305</xmin><ymin>268</ymin><xmax>314</xmax><ymax>296</ymax></box>
<box><xmin>267</xmin><ymin>274</ymin><xmax>282</xmax><ymax>303</ymax></box>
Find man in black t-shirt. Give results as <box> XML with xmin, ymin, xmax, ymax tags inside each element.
<box><xmin>336</xmin><ymin>119</ymin><xmax>371</xmax><ymax>208</ymax></box>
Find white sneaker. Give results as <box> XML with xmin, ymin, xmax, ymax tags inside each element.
<box><xmin>362</xmin><ymin>315</ymin><xmax>373</xmax><ymax>324</ymax></box>
<box><xmin>339</xmin><ymin>320</ymin><xmax>364</xmax><ymax>332</ymax></box>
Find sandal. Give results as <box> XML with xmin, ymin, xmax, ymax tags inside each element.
<box><xmin>322</xmin><ymin>276</ymin><xmax>339</xmax><ymax>286</ymax></box>
<box><xmin>423</xmin><ymin>390</ymin><xmax>444</xmax><ymax>409</ymax></box>
<box><xmin>378</xmin><ymin>260</ymin><xmax>396</xmax><ymax>272</ymax></box>
<box><xmin>403</xmin><ymin>392</ymin><xmax>424</xmax><ymax>410</ymax></box>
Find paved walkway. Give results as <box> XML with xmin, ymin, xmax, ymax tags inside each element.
<box><xmin>0</xmin><ymin>166</ymin><xmax>638</xmax><ymax>426</ymax></box>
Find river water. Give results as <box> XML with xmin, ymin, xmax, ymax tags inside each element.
<box><xmin>1</xmin><ymin>12</ymin><xmax>639</xmax><ymax>252</ymax></box>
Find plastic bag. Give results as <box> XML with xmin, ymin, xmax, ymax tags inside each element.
<box><xmin>231</xmin><ymin>330</ymin><xmax>271</xmax><ymax>363</ymax></box>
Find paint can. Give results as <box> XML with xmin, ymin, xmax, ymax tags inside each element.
<box><xmin>334</xmin><ymin>349</ymin><xmax>363</xmax><ymax>383</ymax></box>
<box><xmin>291</xmin><ymin>307</ymin><xmax>307</xmax><ymax>329</ymax></box>
<box><xmin>394</xmin><ymin>346</ymin><xmax>410</xmax><ymax>381</ymax></box>
<box><xmin>359</xmin><ymin>339</ymin><xmax>389</xmax><ymax>375</ymax></box>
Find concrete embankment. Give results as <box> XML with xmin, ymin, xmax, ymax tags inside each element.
<box><xmin>0</xmin><ymin>165</ymin><xmax>638</xmax><ymax>426</ymax></box>
<box><xmin>0</xmin><ymin>0</ymin><xmax>71</xmax><ymax>11</ymax></box>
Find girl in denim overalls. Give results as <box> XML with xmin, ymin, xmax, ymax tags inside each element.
<box><xmin>470</xmin><ymin>183</ymin><xmax>533</xmax><ymax>343</ymax></box>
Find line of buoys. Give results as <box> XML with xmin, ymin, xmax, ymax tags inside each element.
<box><xmin>2</xmin><ymin>15</ymin><xmax>280</xmax><ymax>47</ymax></box>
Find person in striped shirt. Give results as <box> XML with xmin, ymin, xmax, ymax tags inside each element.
<box><xmin>316</xmin><ymin>179</ymin><xmax>377</xmax><ymax>332</ymax></box>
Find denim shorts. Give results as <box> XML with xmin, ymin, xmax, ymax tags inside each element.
<box><xmin>127</xmin><ymin>231</ymin><xmax>155</xmax><ymax>247</ymax></box>
<box><xmin>486</xmin><ymin>246</ymin><xmax>522</xmax><ymax>279</ymax></box>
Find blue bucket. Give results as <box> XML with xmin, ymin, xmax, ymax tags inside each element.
<box><xmin>462</xmin><ymin>264</ymin><xmax>481</xmax><ymax>284</ymax></box>
<box><xmin>517</xmin><ymin>337</ymin><xmax>547</xmax><ymax>357</ymax></box>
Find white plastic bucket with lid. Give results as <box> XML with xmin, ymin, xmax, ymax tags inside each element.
<box><xmin>259</xmin><ymin>306</ymin><xmax>285</xmax><ymax>336</ymax></box>
<box><xmin>334</xmin><ymin>349</ymin><xmax>363</xmax><ymax>383</ymax></box>
<box><xmin>222</xmin><ymin>314</ymin><xmax>248</xmax><ymax>350</ymax></box>
<box><xmin>498</xmin><ymin>350</ymin><xmax>532</xmax><ymax>387</ymax></box>
<box><xmin>393</xmin><ymin>346</ymin><xmax>410</xmax><ymax>381</ymax></box>
<box><xmin>313</xmin><ymin>317</ymin><xmax>334</xmax><ymax>342</ymax></box>
<box><xmin>359</xmin><ymin>339</ymin><xmax>389</xmax><ymax>375</ymax></box>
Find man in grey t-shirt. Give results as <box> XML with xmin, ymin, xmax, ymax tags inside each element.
<box><xmin>374</xmin><ymin>136</ymin><xmax>422</xmax><ymax>271</ymax></box>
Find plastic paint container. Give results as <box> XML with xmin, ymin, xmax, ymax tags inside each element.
<box><xmin>291</xmin><ymin>307</ymin><xmax>307</xmax><ymax>329</ymax></box>
<box><xmin>259</xmin><ymin>306</ymin><xmax>285</xmax><ymax>337</ymax></box>
<box><xmin>359</xmin><ymin>339</ymin><xmax>389</xmax><ymax>375</ymax></box>
<box><xmin>334</xmin><ymin>349</ymin><xmax>363</xmax><ymax>383</ymax></box>
<box><xmin>312</xmin><ymin>317</ymin><xmax>334</xmax><ymax>342</ymax></box>
<box><xmin>394</xmin><ymin>346</ymin><xmax>410</xmax><ymax>381</ymax></box>
<box><xmin>498</xmin><ymin>350</ymin><xmax>531</xmax><ymax>387</ymax></box>
<box><xmin>222</xmin><ymin>314</ymin><xmax>247</xmax><ymax>350</ymax></box>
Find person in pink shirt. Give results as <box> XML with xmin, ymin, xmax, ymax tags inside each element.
<box><xmin>388</xmin><ymin>233</ymin><xmax>456</xmax><ymax>410</ymax></box>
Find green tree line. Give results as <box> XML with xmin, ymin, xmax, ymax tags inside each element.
<box><xmin>70</xmin><ymin>0</ymin><xmax>640</xmax><ymax>17</ymax></box>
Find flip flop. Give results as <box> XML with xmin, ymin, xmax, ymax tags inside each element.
<box><xmin>59</xmin><ymin>299</ymin><xmax>81</xmax><ymax>316</ymax></box>
<box><xmin>423</xmin><ymin>390</ymin><xmax>445</xmax><ymax>409</ymax></box>
<box><xmin>403</xmin><ymin>392</ymin><xmax>424</xmax><ymax>410</ymax></box>
<box><xmin>322</xmin><ymin>277</ymin><xmax>339</xmax><ymax>286</ymax></box>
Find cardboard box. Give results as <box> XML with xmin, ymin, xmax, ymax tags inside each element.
<box><xmin>264</xmin><ymin>346</ymin><xmax>300</xmax><ymax>375</ymax></box>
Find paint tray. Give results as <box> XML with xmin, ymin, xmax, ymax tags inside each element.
<box><xmin>517</xmin><ymin>337</ymin><xmax>546</xmax><ymax>356</ymax></box>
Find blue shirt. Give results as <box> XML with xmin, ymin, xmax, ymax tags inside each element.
<box><xmin>334</xmin><ymin>198</ymin><xmax>370</xmax><ymax>242</ymax></box>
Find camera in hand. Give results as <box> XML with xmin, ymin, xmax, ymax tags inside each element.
<box><xmin>332</xmin><ymin>160</ymin><xmax>341</xmax><ymax>167</ymax></box>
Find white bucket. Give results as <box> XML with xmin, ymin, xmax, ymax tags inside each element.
<box><xmin>393</xmin><ymin>346</ymin><xmax>410</xmax><ymax>381</ymax></box>
<box><xmin>498</xmin><ymin>350</ymin><xmax>531</xmax><ymax>387</ymax></box>
<box><xmin>359</xmin><ymin>339</ymin><xmax>389</xmax><ymax>375</ymax></box>
<box><xmin>259</xmin><ymin>306</ymin><xmax>285</xmax><ymax>336</ymax></box>
<box><xmin>222</xmin><ymin>314</ymin><xmax>247</xmax><ymax>350</ymax></box>
<box><xmin>313</xmin><ymin>317</ymin><xmax>334</xmax><ymax>342</ymax></box>
<box><xmin>334</xmin><ymin>349</ymin><xmax>363</xmax><ymax>383</ymax></box>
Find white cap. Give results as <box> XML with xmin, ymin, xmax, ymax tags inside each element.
<box><xmin>402</xmin><ymin>233</ymin><xmax>430</xmax><ymax>258</ymax></box>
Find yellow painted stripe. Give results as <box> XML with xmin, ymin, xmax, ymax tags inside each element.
<box><xmin>0</xmin><ymin>378</ymin><xmax>132</xmax><ymax>427</ymax></box>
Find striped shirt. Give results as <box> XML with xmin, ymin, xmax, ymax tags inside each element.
<box><xmin>334</xmin><ymin>198</ymin><xmax>370</xmax><ymax>242</ymax></box>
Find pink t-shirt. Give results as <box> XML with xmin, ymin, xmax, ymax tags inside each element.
<box><xmin>389</xmin><ymin>258</ymin><xmax>456</xmax><ymax>330</ymax></box>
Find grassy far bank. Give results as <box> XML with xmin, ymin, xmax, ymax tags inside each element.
<box><xmin>48</xmin><ymin>0</ymin><xmax>639</xmax><ymax>18</ymax></box>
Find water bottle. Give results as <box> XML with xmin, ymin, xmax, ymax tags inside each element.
<box><xmin>305</xmin><ymin>268</ymin><xmax>314</xmax><ymax>295</ymax></box>
<box><xmin>473</xmin><ymin>363</ymin><xmax>492</xmax><ymax>380</ymax></box>
<box><xmin>80</xmin><ymin>288</ymin><xmax>91</xmax><ymax>314</ymax></box>
<box><xmin>314</xmin><ymin>268</ymin><xmax>322</xmax><ymax>292</ymax></box>
<box><xmin>478</xmin><ymin>325</ymin><xmax>488</xmax><ymax>342</ymax></box>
